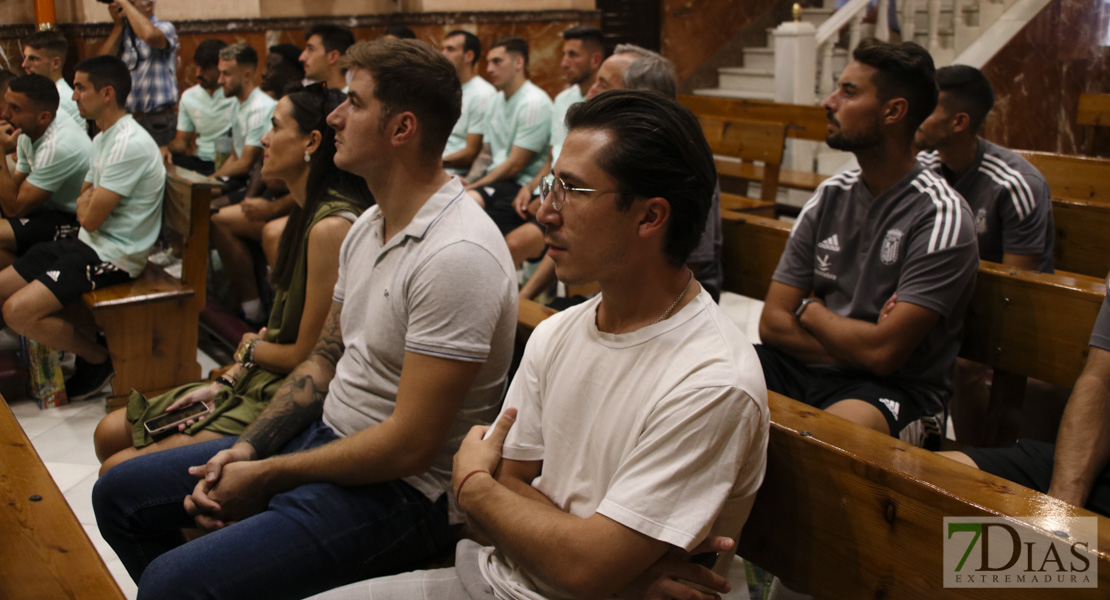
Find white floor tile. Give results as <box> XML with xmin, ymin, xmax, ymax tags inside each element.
<box><xmin>30</xmin><ymin>411</ymin><xmax>105</xmax><ymax>466</ymax></box>
<box><xmin>43</xmin><ymin>461</ymin><xmax>98</xmax><ymax>494</ymax></box>
<box><xmin>106</xmin><ymin>558</ymin><xmax>139</xmax><ymax>600</ymax></box>
<box><xmin>65</xmin><ymin>471</ymin><xmax>101</xmax><ymax>525</ymax></box>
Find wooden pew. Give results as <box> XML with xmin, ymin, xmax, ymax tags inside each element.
<box><xmin>516</xmin><ymin>299</ymin><xmax>1110</xmax><ymax>597</ymax></box>
<box><xmin>1017</xmin><ymin>150</ymin><xmax>1110</xmax><ymax>204</ymax></box>
<box><xmin>697</xmin><ymin>116</ymin><xmax>788</xmax><ymax>215</ymax></box>
<box><xmin>681</xmin><ymin>94</ymin><xmax>830</xmax><ymax>194</ymax></box>
<box><xmin>82</xmin><ymin>168</ymin><xmax>223</xmax><ymax>410</ymax></box>
<box><xmin>1076</xmin><ymin>93</ymin><xmax>1110</xmax><ymax>155</ymax></box>
<box><xmin>0</xmin><ymin>398</ymin><xmax>124</xmax><ymax>599</ymax></box>
<box><xmin>719</xmin><ymin>210</ymin><xmax>1106</xmax><ymax>446</ymax></box>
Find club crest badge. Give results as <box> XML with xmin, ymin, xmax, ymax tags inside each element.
<box><xmin>975</xmin><ymin>208</ymin><xmax>988</xmax><ymax>235</ymax></box>
<box><xmin>881</xmin><ymin>228</ymin><xmax>904</xmax><ymax>265</ymax></box>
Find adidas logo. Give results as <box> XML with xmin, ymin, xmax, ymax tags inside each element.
<box><xmin>46</xmin><ymin>270</ymin><xmax>61</xmax><ymax>282</ymax></box>
<box><xmin>879</xmin><ymin>397</ymin><xmax>900</xmax><ymax>421</ymax></box>
<box><xmin>818</xmin><ymin>234</ymin><xmax>841</xmax><ymax>252</ymax></box>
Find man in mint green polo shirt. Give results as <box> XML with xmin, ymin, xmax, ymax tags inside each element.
<box><xmin>163</xmin><ymin>39</ymin><xmax>234</xmax><ymax>175</ymax></box>
<box><xmin>21</xmin><ymin>31</ymin><xmax>85</xmax><ymax>130</ymax></box>
<box><xmin>0</xmin><ymin>56</ymin><xmax>164</xmax><ymax>400</ymax></box>
<box><xmin>441</xmin><ymin>30</ymin><xmax>496</xmax><ymax>178</ymax></box>
<box><xmin>0</xmin><ymin>74</ymin><xmax>91</xmax><ymax>270</ymax></box>
<box><xmin>464</xmin><ymin>37</ymin><xmax>553</xmax><ymax>265</ymax></box>
<box><xmin>212</xmin><ymin>43</ymin><xmax>276</xmax><ymax>181</ymax></box>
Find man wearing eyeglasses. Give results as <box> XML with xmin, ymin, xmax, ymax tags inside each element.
<box><xmin>98</xmin><ymin>0</ymin><xmax>177</xmax><ymax>146</ymax></box>
<box><xmin>312</xmin><ymin>90</ymin><xmax>768</xmax><ymax>600</ymax></box>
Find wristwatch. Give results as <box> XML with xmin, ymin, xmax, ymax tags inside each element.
<box><xmin>794</xmin><ymin>297</ymin><xmax>815</xmax><ymax>319</ymax></box>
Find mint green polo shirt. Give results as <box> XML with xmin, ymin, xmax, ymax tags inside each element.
<box><xmin>444</xmin><ymin>76</ymin><xmax>497</xmax><ymax>176</ymax></box>
<box><xmin>484</xmin><ymin>80</ymin><xmax>553</xmax><ymax>186</ymax></box>
<box><xmin>231</xmin><ymin>87</ymin><xmax>277</xmax><ymax>159</ymax></box>
<box><xmin>80</xmin><ymin>115</ymin><xmax>165</xmax><ymax>277</ymax></box>
<box><xmin>178</xmin><ymin>84</ymin><xmax>236</xmax><ymax>162</ymax></box>
<box><xmin>15</xmin><ymin>116</ymin><xmax>91</xmax><ymax>214</ymax></box>
<box><xmin>549</xmin><ymin>84</ymin><xmax>584</xmax><ymax>166</ymax></box>
<box><xmin>54</xmin><ymin>78</ymin><xmax>85</xmax><ymax>130</ymax></box>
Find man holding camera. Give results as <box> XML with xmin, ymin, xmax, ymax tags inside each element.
<box><xmin>98</xmin><ymin>0</ymin><xmax>178</xmax><ymax>146</ymax></box>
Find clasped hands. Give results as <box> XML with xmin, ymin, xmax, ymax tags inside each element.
<box><xmin>183</xmin><ymin>442</ymin><xmax>272</xmax><ymax>530</ymax></box>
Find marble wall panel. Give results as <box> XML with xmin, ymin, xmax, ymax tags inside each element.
<box><xmin>981</xmin><ymin>0</ymin><xmax>1110</xmax><ymax>154</ymax></box>
<box><xmin>661</xmin><ymin>0</ymin><xmax>784</xmax><ymax>90</ymax></box>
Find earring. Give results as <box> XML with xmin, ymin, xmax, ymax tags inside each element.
<box><xmin>304</xmin><ymin>150</ymin><xmax>311</xmax><ymax>163</ymax></box>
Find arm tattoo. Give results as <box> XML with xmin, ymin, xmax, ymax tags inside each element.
<box><xmin>239</xmin><ymin>303</ymin><xmax>343</xmax><ymax>458</ymax></box>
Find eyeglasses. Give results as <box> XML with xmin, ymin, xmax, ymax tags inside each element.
<box><xmin>539</xmin><ymin>174</ymin><xmax>625</xmax><ymax>212</ymax></box>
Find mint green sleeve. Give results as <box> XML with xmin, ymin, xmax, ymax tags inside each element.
<box><xmin>468</xmin><ymin>91</ymin><xmax>492</xmax><ymax>137</ymax></box>
<box><xmin>95</xmin><ymin>141</ymin><xmax>147</xmax><ymax>197</ymax></box>
<box><xmin>511</xmin><ymin>97</ymin><xmax>552</xmax><ymax>155</ymax></box>
<box><xmin>15</xmin><ymin>136</ymin><xmax>31</xmax><ymax>174</ymax></box>
<box><xmin>26</xmin><ymin>145</ymin><xmax>89</xmax><ymax>194</ymax></box>
<box><xmin>243</xmin><ymin>102</ymin><xmax>275</xmax><ymax>149</ymax></box>
<box><xmin>177</xmin><ymin>96</ymin><xmax>196</xmax><ymax>133</ymax></box>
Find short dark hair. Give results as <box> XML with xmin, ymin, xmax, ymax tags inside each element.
<box><xmin>446</xmin><ymin>30</ymin><xmax>482</xmax><ymax>66</ymax></box>
<box><xmin>565</xmin><ymin>90</ymin><xmax>716</xmax><ymax>266</ymax></box>
<box><xmin>74</xmin><ymin>55</ymin><xmax>131</xmax><ymax>108</ymax></box>
<box><xmin>0</xmin><ymin>70</ymin><xmax>18</xmax><ymax>98</ymax></box>
<box><xmin>269</xmin><ymin>43</ymin><xmax>305</xmax><ymax>75</ymax></box>
<box><xmin>384</xmin><ymin>26</ymin><xmax>416</xmax><ymax>40</ymax></box>
<box><xmin>219</xmin><ymin>43</ymin><xmax>259</xmax><ymax>68</ymax></box>
<box><xmin>193</xmin><ymin>39</ymin><xmax>227</xmax><ymax>70</ymax></box>
<box><xmin>340</xmin><ymin>39</ymin><xmax>462</xmax><ymax>159</ymax></box>
<box><xmin>852</xmin><ymin>38</ymin><xmax>937</xmax><ymax>135</ymax></box>
<box><xmin>8</xmin><ymin>74</ymin><xmax>60</xmax><ymax>115</ymax></box>
<box><xmin>305</xmin><ymin>24</ymin><xmax>355</xmax><ymax>55</ymax></box>
<box><xmin>490</xmin><ymin>37</ymin><xmax>529</xmax><ymax>66</ymax></box>
<box><xmin>935</xmin><ymin>64</ymin><xmax>994</xmax><ymax>133</ymax></box>
<box><xmin>562</xmin><ymin>25</ymin><xmax>605</xmax><ymax>55</ymax></box>
<box><xmin>25</xmin><ymin>31</ymin><xmax>68</xmax><ymax>58</ymax></box>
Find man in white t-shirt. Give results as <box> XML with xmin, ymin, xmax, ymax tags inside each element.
<box><xmin>21</xmin><ymin>31</ymin><xmax>85</xmax><ymax>130</ymax></box>
<box><xmin>313</xmin><ymin>90</ymin><xmax>769</xmax><ymax>600</ymax></box>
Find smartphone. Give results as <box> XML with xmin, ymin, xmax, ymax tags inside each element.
<box><xmin>143</xmin><ymin>403</ymin><xmax>211</xmax><ymax>436</ymax></box>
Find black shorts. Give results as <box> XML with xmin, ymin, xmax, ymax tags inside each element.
<box><xmin>13</xmin><ymin>238</ymin><xmax>132</xmax><ymax>306</ymax></box>
<box><xmin>474</xmin><ymin>180</ymin><xmax>535</xmax><ymax>236</ymax></box>
<box><xmin>9</xmin><ymin>211</ymin><xmax>80</xmax><ymax>254</ymax></box>
<box><xmin>963</xmin><ymin>439</ymin><xmax>1110</xmax><ymax>517</ymax></box>
<box><xmin>755</xmin><ymin>344</ymin><xmax>946</xmax><ymax>445</ymax></box>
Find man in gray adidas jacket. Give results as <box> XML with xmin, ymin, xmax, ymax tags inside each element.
<box><xmin>916</xmin><ymin>64</ymin><xmax>1053</xmax><ymax>273</ymax></box>
<box><xmin>756</xmin><ymin>39</ymin><xmax>979</xmax><ymax>448</ymax></box>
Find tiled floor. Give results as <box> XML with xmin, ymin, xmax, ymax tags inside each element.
<box><xmin>10</xmin><ymin>296</ymin><xmax>763</xmax><ymax>600</ymax></box>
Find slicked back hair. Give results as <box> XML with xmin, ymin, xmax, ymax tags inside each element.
<box><xmin>852</xmin><ymin>38</ymin><xmax>937</xmax><ymax>135</ymax></box>
<box><xmin>613</xmin><ymin>44</ymin><xmax>676</xmax><ymax>99</ymax></box>
<box><xmin>0</xmin><ymin>70</ymin><xmax>18</xmax><ymax>99</ymax></box>
<box><xmin>564</xmin><ymin>90</ymin><xmax>716</xmax><ymax>266</ymax></box>
<box><xmin>936</xmin><ymin>64</ymin><xmax>994</xmax><ymax>133</ymax></box>
<box><xmin>384</xmin><ymin>26</ymin><xmax>416</xmax><ymax>40</ymax></box>
<box><xmin>490</xmin><ymin>36</ymin><xmax>529</xmax><ymax>66</ymax></box>
<box><xmin>447</xmin><ymin>30</ymin><xmax>482</xmax><ymax>66</ymax></box>
<box><xmin>219</xmin><ymin>43</ymin><xmax>259</xmax><ymax>68</ymax></box>
<box><xmin>305</xmin><ymin>24</ymin><xmax>355</xmax><ymax>55</ymax></box>
<box><xmin>74</xmin><ymin>55</ymin><xmax>131</xmax><ymax>108</ymax></box>
<box><xmin>8</xmin><ymin>73</ymin><xmax>60</xmax><ymax>115</ymax></box>
<box><xmin>340</xmin><ymin>39</ymin><xmax>462</xmax><ymax>159</ymax></box>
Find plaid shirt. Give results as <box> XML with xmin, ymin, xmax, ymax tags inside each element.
<box><xmin>119</xmin><ymin>16</ymin><xmax>178</xmax><ymax>113</ymax></box>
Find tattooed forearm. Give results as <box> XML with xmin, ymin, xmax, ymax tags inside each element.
<box><xmin>313</xmin><ymin>303</ymin><xmax>345</xmax><ymax>368</ymax></box>
<box><xmin>240</xmin><ymin>373</ymin><xmax>327</xmax><ymax>458</ymax></box>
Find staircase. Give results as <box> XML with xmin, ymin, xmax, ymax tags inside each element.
<box><xmin>693</xmin><ymin>0</ymin><xmax>1052</xmax><ymax>178</ymax></box>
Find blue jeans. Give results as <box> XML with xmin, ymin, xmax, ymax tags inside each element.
<box><xmin>93</xmin><ymin>420</ymin><xmax>454</xmax><ymax>600</ymax></box>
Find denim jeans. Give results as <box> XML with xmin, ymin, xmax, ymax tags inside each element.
<box><xmin>93</xmin><ymin>420</ymin><xmax>454</xmax><ymax>600</ymax></box>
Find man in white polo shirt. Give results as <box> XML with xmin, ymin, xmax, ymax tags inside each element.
<box><xmin>0</xmin><ymin>56</ymin><xmax>164</xmax><ymax>399</ymax></box>
<box><xmin>21</xmin><ymin>31</ymin><xmax>85</xmax><ymax>129</ymax></box>
<box><xmin>163</xmin><ymin>39</ymin><xmax>235</xmax><ymax>175</ymax></box>
<box><xmin>0</xmin><ymin>74</ymin><xmax>91</xmax><ymax>270</ymax></box>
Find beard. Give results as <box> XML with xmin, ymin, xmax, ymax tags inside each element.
<box><xmin>826</xmin><ymin>116</ymin><xmax>884</xmax><ymax>152</ymax></box>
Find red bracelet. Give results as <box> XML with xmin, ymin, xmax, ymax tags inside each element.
<box><xmin>455</xmin><ymin>469</ymin><xmax>490</xmax><ymax>502</ymax></box>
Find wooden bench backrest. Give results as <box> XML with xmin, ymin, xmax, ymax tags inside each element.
<box><xmin>164</xmin><ymin>168</ymin><xmax>220</xmax><ymax>301</ymax></box>
<box><xmin>1077</xmin><ymin>93</ymin><xmax>1110</xmax><ymax>126</ymax></box>
<box><xmin>697</xmin><ymin>117</ymin><xmax>787</xmax><ymax>203</ymax></box>
<box><xmin>514</xmin><ymin>301</ymin><xmax>1110</xmax><ymax>597</ymax></box>
<box><xmin>1052</xmin><ymin>197</ymin><xmax>1110</xmax><ymax>278</ymax></box>
<box><xmin>680</xmin><ymin>94</ymin><xmax>828</xmax><ymax>142</ymax></box>
<box><xmin>719</xmin><ymin>211</ymin><xmax>1106</xmax><ymax>388</ymax></box>
<box><xmin>0</xmin><ymin>400</ymin><xmax>125</xmax><ymax>599</ymax></box>
<box><xmin>1017</xmin><ymin>150</ymin><xmax>1110</xmax><ymax>204</ymax></box>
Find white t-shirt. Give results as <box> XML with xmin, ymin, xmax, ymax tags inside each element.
<box><xmin>479</xmin><ymin>289</ymin><xmax>769</xmax><ymax>600</ymax></box>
